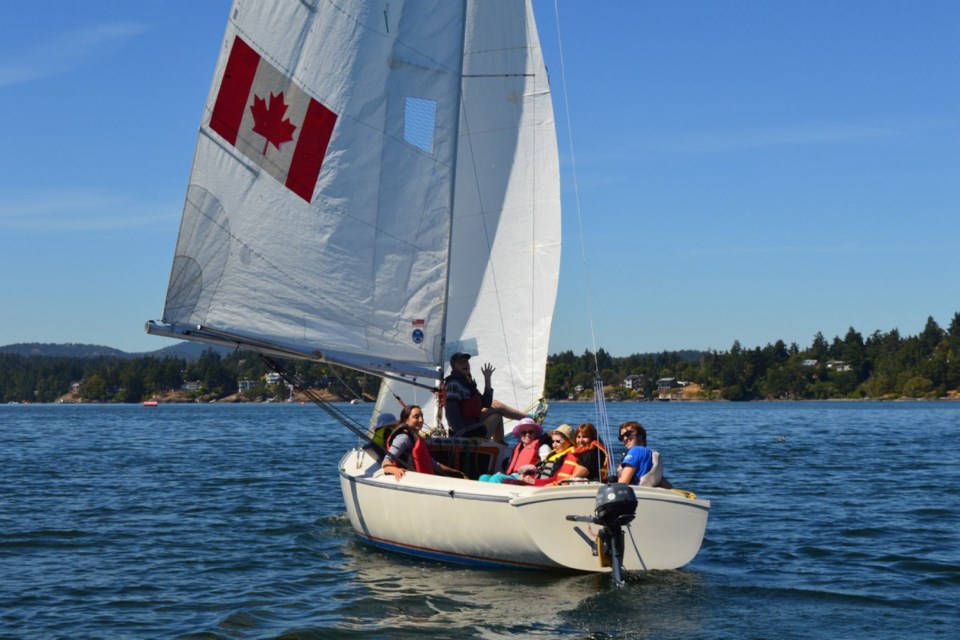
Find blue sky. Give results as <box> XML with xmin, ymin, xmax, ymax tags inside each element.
<box><xmin>1</xmin><ymin>1</ymin><xmax>957</xmax><ymax>357</ymax></box>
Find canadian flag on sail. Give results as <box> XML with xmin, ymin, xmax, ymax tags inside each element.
<box><xmin>209</xmin><ymin>36</ymin><xmax>337</xmax><ymax>203</ymax></box>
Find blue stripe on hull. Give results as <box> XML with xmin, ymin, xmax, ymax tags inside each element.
<box><xmin>354</xmin><ymin>533</ymin><xmax>567</xmax><ymax>572</ymax></box>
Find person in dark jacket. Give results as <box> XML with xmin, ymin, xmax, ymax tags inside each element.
<box><xmin>443</xmin><ymin>352</ymin><xmax>527</xmax><ymax>442</ymax></box>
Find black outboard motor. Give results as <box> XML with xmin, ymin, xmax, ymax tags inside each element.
<box><xmin>567</xmin><ymin>483</ymin><xmax>639</xmax><ymax>586</ymax></box>
<box><xmin>595</xmin><ymin>483</ymin><xmax>638</xmax><ymax>528</ymax></box>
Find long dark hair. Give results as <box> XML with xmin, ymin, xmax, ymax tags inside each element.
<box><xmin>387</xmin><ymin>405</ymin><xmax>423</xmax><ymax>450</ymax></box>
<box><xmin>399</xmin><ymin>404</ymin><xmax>422</xmax><ymax>426</ymax></box>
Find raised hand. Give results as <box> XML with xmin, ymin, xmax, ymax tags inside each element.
<box><xmin>481</xmin><ymin>362</ymin><xmax>495</xmax><ymax>382</ymax></box>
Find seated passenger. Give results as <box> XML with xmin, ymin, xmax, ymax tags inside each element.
<box><xmin>443</xmin><ymin>352</ymin><xmax>529</xmax><ymax>442</ymax></box>
<box><xmin>524</xmin><ymin>423</ymin><xmax>602</xmax><ymax>486</ymax></box>
<box><xmin>382</xmin><ymin>405</ymin><xmax>467</xmax><ymax>481</ymax></box>
<box><xmin>616</xmin><ymin>420</ymin><xmax>673</xmax><ymax>488</ymax></box>
<box><xmin>534</xmin><ymin>423</ymin><xmax>576</xmax><ymax>480</ymax></box>
<box><xmin>568</xmin><ymin>422</ymin><xmax>609</xmax><ymax>482</ymax></box>
<box><xmin>507</xmin><ymin>418</ymin><xmax>544</xmax><ymax>470</ymax></box>
<box><xmin>478</xmin><ymin>418</ymin><xmax>543</xmax><ymax>482</ymax></box>
<box><xmin>370</xmin><ymin>412</ymin><xmax>397</xmax><ymax>453</ymax></box>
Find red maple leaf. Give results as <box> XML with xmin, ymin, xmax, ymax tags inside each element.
<box><xmin>250</xmin><ymin>91</ymin><xmax>297</xmax><ymax>155</ymax></box>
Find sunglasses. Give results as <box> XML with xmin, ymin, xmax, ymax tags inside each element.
<box><xmin>618</xmin><ymin>431</ymin><xmax>635</xmax><ymax>442</ymax></box>
<box><xmin>519</xmin><ymin>430</ymin><xmax>537</xmax><ymax>436</ymax></box>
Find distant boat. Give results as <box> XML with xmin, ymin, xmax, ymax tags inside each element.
<box><xmin>146</xmin><ymin>0</ymin><xmax>709</xmax><ymax>579</ymax></box>
<box><xmin>143</xmin><ymin>401</ymin><xmax>158</xmax><ymax>407</ymax></box>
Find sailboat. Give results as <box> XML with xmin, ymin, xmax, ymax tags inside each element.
<box><xmin>147</xmin><ymin>0</ymin><xmax>709</xmax><ymax>575</ymax></box>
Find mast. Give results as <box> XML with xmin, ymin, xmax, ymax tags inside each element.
<box><xmin>432</xmin><ymin>0</ymin><xmax>473</xmax><ymax>426</ymax></box>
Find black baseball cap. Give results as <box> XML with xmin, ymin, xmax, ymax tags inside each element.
<box><xmin>449</xmin><ymin>352</ymin><xmax>471</xmax><ymax>365</ymax></box>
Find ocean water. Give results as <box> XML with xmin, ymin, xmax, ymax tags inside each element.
<box><xmin>1</xmin><ymin>401</ymin><xmax>958</xmax><ymax>639</ymax></box>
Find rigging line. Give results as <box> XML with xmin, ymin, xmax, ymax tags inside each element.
<box><xmin>261</xmin><ymin>355</ymin><xmax>414</xmax><ymax>470</ymax></box>
<box><xmin>552</xmin><ymin>0</ymin><xmax>598</xmax><ymax>367</ymax></box>
<box><xmin>327</xmin><ymin>363</ymin><xmax>366</xmax><ymax>402</ymax></box>
<box><xmin>552</xmin><ymin>0</ymin><xmax>612</xmax><ymax>448</ymax></box>
<box><xmin>593</xmin><ymin>373</ymin><xmax>615</xmax><ymax>480</ymax></box>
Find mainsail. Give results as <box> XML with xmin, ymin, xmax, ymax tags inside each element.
<box><xmin>148</xmin><ymin>0</ymin><xmax>560</xmax><ymax>422</ymax></box>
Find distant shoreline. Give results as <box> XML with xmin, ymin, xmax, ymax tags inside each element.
<box><xmin>12</xmin><ymin>395</ymin><xmax>956</xmax><ymax>406</ymax></box>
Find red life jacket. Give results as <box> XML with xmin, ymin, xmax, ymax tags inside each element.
<box><xmin>386</xmin><ymin>427</ymin><xmax>435</xmax><ymax>474</ymax></box>
<box><xmin>461</xmin><ymin>392</ymin><xmax>483</xmax><ymax>419</ymax></box>
<box><xmin>444</xmin><ymin>372</ymin><xmax>484</xmax><ymax>420</ymax></box>
<box><xmin>505</xmin><ymin>441</ymin><xmax>540</xmax><ymax>474</ymax></box>
<box><xmin>409</xmin><ymin>438</ymin><xmax>435</xmax><ymax>474</ymax></box>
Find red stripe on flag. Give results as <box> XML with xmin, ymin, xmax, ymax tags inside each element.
<box><xmin>210</xmin><ymin>37</ymin><xmax>260</xmax><ymax>145</ymax></box>
<box><xmin>286</xmin><ymin>98</ymin><xmax>337</xmax><ymax>202</ymax></box>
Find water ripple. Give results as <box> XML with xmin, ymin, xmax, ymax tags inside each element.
<box><xmin>2</xmin><ymin>402</ymin><xmax>959</xmax><ymax>638</ymax></box>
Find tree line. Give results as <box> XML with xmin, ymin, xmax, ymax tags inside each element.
<box><xmin>2</xmin><ymin>312</ymin><xmax>959</xmax><ymax>403</ymax></box>
<box><xmin>0</xmin><ymin>349</ymin><xmax>374</xmax><ymax>404</ymax></box>
<box><xmin>546</xmin><ymin>313</ymin><xmax>960</xmax><ymax>401</ymax></box>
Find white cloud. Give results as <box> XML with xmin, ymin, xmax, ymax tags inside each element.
<box><xmin>643</xmin><ymin>123</ymin><xmax>898</xmax><ymax>155</ymax></box>
<box><xmin>0</xmin><ymin>23</ymin><xmax>146</xmax><ymax>88</ymax></box>
<box><xmin>637</xmin><ymin>117</ymin><xmax>959</xmax><ymax>155</ymax></box>
<box><xmin>0</xmin><ymin>188</ymin><xmax>179</xmax><ymax>232</ymax></box>
<box><xmin>680</xmin><ymin>240</ymin><xmax>954</xmax><ymax>258</ymax></box>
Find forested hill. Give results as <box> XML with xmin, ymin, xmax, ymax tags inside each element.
<box><xmin>2</xmin><ymin>343</ymin><xmax>131</xmax><ymax>358</ymax></box>
<box><xmin>2</xmin><ymin>312</ymin><xmax>959</xmax><ymax>403</ymax></box>
<box><xmin>1</xmin><ymin>342</ymin><xmax>232</xmax><ymax>360</ymax></box>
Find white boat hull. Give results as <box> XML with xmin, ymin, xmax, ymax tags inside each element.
<box><xmin>338</xmin><ymin>447</ymin><xmax>710</xmax><ymax>572</ymax></box>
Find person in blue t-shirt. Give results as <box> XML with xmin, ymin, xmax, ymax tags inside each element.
<box><xmin>616</xmin><ymin>421</ymin><xmax>672</xmax><ymax>488</ymax></box>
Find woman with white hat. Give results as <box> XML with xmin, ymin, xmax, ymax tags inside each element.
<box><xmin>534</xmin><ymin>423</ymin><xmax>576</xmax><ymax>481</ymax></box>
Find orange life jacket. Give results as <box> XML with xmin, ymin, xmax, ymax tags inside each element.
<box><xmin>538</xmin><ymin>446</ymin><xmax>574</xmax><ymax>479</ymax></box>
<box><xmin>529</xmin><ymin>450</ymin><xmax>580</xmax><ymax>486</ymax></box>
<box><xmin>597</xmin><ymin>441</ymin><xmax>610</xmax><ymax>476</ymax></box>
<box><xmin>574</xmin><ymin>440</ymin><xmax>610</xmax><ymax>479</ymax></box>
<box><xmin>556</xmin><ymin>451</ymin><xmax>580</xmax><ymax>479</ymax></box>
